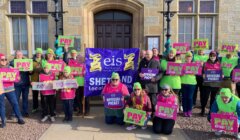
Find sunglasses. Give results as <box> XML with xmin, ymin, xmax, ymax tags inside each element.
<box><xmin>111</xmin><ymin>79</ymin><xmax>118</xmax><ymax>81</ymax></box>
<box><xmin>0</xmin><ymin>58</ymin><xmax>7</xmax><ymax>61</ymax></box>
<box><xmin>210</xmin><ymin>55</ymin><xmax>216</xmax><ymax>57</ymax></box>
<box><xmin>134</xmin><ymin>89</ymin><xmax>141</xmax><ymax>91</ymax></box>
<box><xmin>162</xmin><ymin>89</ymin><xmax>168</xmax><ymax>91</ymax></box>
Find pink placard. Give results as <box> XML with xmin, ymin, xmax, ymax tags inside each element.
<box><xmin>211</xmin><ymin>113</ymin><xmax>238</xmax><ymax>133</ymax></box>
<box><xmin>232</xmin><ymin>69</ymin><xmax>240</xmax><ymax>82</ymax></box>
<box><xmin>68</xmin><ymin>59</ymin><xmax>85</xmax><ymax>76</ymax></box>
<box><xmin>182</xmin><ymin>62</ymin><xmax>202</xmax><ymax>75</ymax></box>
<box><xmin>48</xmin><ymin>60</ymin><xmax>65</xmax><ymax>72</ymax></box>
<box><xmin>155</xmin><ymin>102</ymin><xmax>178</xmax><ymax>120</ymax></box>
<box><xmin>0</xmin><ymin>68</ymin><xmax>20</xmax><ymax>82</ymax></box>
<box><xmin>39</xmin><ymin>74</ymin><xmax>55</xmax><ymax>82</ymax></box>
<box><xmin>173</xmin><ymin>43</ymin><xmax>190</xmax><ymax>54</ymax></box>
<box><xmin>166</xmin><ymin>62</ymin><xmax>183</xmax><ymax>76</ymax></box>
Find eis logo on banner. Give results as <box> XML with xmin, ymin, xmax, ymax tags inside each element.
<box><xmin>89</xmin><ymin>52</ymin><xmax>135</xmax><ymax>72</ymax></box>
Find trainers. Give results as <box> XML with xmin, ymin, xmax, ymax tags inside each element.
<box><xmin>17</xmin><ymin>119</ymin><xmax>25</xmax><ymax>125</ymax></box>
<box><xmin>187</xmin><ymin>111</ymin><xmax>192</xmax><ymax>117</ymax></box>
<box><xmin>215</xmin><ymin>130</ymin><xmax>224</xmax><ymax>136</ymax></box>
<box><xmin>141</xmin><ymin>126</ymin><xmax>147</xmax><ymax>130</ymax></box>
<box><xmin>126</xmin><ymin>125</ymin><xmax>137</xmax><ymax>131</ymax></box>
<box><xmin>183</xmin><ymin>112</ymin><xmax>188</xmax><ymax>117</ymax></box>
<box><xmin>41</xmin><ymin>116</ymin><xmax>49</xmax><ymax>122</ymax></box>
<box><xmin>234</xmin><ymin>133</ymin><xmax>240</xmax><ymax>139</ymax></box>
<box><xmin>50</xmin><ymin>117</ymin><xmax>55</xmax><ymax>122</ymax></box>
<box><xmin>1</xmin><ymin>122</ymin><xmax>6</xmax><ymax>128</ymax></box>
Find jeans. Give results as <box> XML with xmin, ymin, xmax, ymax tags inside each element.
<box><xmin>0</xmin><ymin>91</ymin><xmax>23</xmax><ymax>122</ymax></box>
<box><xmin>201</xmin><ymin>86</ymin><xmax>219</xmax><ymax>112</ymax></box>
<box><xmin>193</xmin><ymin>76</ymin><xmax>204</xmax><ymax>105</ymax></box>
<box><xmin>148</xmin><ymin>93</ymin><xmax>157</xmax><ymax>114</ymax></box>
<box><xmin>15</xmin><ymin>85</ymin><xmax>29</xmax><ymax>114</ymax></box>
<box><xmin>42</xmin><ymin>95</ymin><xmax>55</xmax><ymax>117</ymax></box>
<box><xmin>105</xmin><ymin>116</ymin><xmax>124</xmax><ymax>125</ymax></box>
<box><xmin>62</xmin><ymin>99</ymin><xmax>74</xmax><ymax>120</ymax></box>
<box><xmin>74</xmin><ymin>87</ymin><xmax>90</xmax><ymax>113</ymax></box>
<box><xmin>153</xmin><ymin>117</ymin><xmax>175</xmax><ymax>134</ymax></box>
<box><xmin>181</xmin><ymin>84</ymin><xmax>196</xmax><ymax>113</ymax></box>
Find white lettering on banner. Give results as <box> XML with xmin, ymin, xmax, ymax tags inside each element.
<box><xmin>103</xmin><ymin>56</ymin><xmax>122</xmax><ymax>66</ymax></box>
<box><xmin>53</xmin><ymin>79</ymin><xmax>78</xmax><ymax>89</ymax></box>
<box><xmin>89</xmin><ymin>76</ymin><xmax>132</xmax><ymax>86</ymax></box>
<box><xmin>32</xmin><ymin>82</ymin><xmax>53</xmax><ymax>91</ymax></box>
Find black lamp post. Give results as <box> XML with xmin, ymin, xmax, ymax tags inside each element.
<box><xmin>48</xmin><ymin>0</ymin><xmax>66</xmax><ymax>46</ymax></box>
<box><xmin>159</xmin><ymin>0</ymin><xmax>177</xmax><ymax>55</ymax></box>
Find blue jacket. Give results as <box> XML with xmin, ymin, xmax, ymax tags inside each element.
<box><xmin>9</xmin><ymin>59</ymin><xmax>31</xmax><ymax>87</ymax></box>
<box><xmin>209</xmin><ymin>97</ymin><xmax>240</xmax><ymax>123</ymax></box>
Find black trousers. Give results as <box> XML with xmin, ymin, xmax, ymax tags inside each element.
<box><xmin>236</xmin><ymin>84</ymin><xmax>240</xmax><ymax>97</ymax></box>
<box><xmin>74</xmin><ymin>87</ymin><xmax>90</xmax><ymax>113</ymax></box>
<box><xmin>32</xmin><ymin>90</ymin><xmax>44</xmax><ymax>110</ymax></box>
<box><xmin>201</xmin><ymin>86</ymin><xmax>219</xmax><ymax>111</ymax></box>
<box><xmin>42</xmin><ymin>95</ymin><xmax>55</xmax><ymax>117</ymax></box>
<box><xmin>153</xmin><ymin>117</ymin><xmax>175</xmax><ymax>134</ymax></box>
<box><xmin>148</xmin><ymin>93</ymin><xmax>157</xmax><ymax>114</ymax></box>
<box><xmin>193</xmin><ymin>76</ymin><xmax>204</xmax><ymax>105</ymax></box>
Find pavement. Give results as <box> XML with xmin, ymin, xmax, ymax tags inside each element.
<box><xmin>39</xmin><ymin>107</ymin><xmax>189</xmax><ymax>140</ymax></box>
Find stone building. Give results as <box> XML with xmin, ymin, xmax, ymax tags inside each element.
<box><xmin>0</xmin><ymin>0</ymin><xmax>239</xmax><ymax>58</ymax></box>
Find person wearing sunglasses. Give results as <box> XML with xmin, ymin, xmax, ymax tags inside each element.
<box><xmin>9</xmin><ymin>50</ymin><xmax>31</xmax><ymax>117</ymax></box>
<box><xmin>153</xmin><ymin>84</ymin><xmax>177</xmax><ymax>135</ymax></box>
<box><xmin>125</xmin><ymin>82</ymin><xmax>152</xmax><ymax>130</ymax></box>
<box><xmin>201</xmin><ymin>51</ymin><xmax>223</xmax><ymax>117</ymax></box>
<box><xmin>0</xmin><ymin>53</ymin><xmax>25</xmax><ymax>128</ymax></box>
<box><xmin>101</xmin><ymin>72</ymin><xmax>129</xmax><ymax>125</ymax></box>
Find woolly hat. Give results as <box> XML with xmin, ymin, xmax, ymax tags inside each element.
<box><xmin>185</xmin><ymin>51</ymin><xmax>193</xmax><ymax>57</ymax></box>
<box><xmin>161</xmin><ymin>84</ymin><xmax>171</xmax><ymax>90</ymax></box>
<box><xmin>220</xmin><ymin>88</ymin><xmax>232</xmax><ymax>98</ymax></box>
<box><xmin>47</xmin><ymin>48</ymin><xmax>54</xmax><ymax>55</ymax></box>
<box><xmin>36</xmin><ymin>48</ymin><xmax>43</xmax><ymax>54</ymax></box>
<box><xmin>64</xmin><ymin>66</ymin><xmax>71</xmax><ymax>75</ymax></box>
<box><xmin>111</xmin><ymin>72</ymin><xmax>120</xmax><ymax>80</ymax></box>
<box><xmin>133</xmin><ymin>82</ymin><xmax>142</xmax><ymax>90</ymax></box>
<box><xmin>0</xmin><ymin>53</ymin><xmax>5</xmax><ymax>59</ymax></box>
<box><xmin>71</xmin><ymin>50</ymin><xmax>77</xmax><ymax>54</ymax></box>
<box><xmin>169</xmin><ymin>47</ymin><xmax>177</xmax><ymax>56</ymax></box>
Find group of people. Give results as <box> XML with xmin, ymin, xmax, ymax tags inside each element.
<box><xmin>0</xmin><ymin>46</ymin><xmax>88</xmax><ymax>128</ymax></box>
<box><xmin>101</xmin><ymin>47</ymin><xmax>240</xmax><ymax>138</ymax></box>
<box><xmin>1</xmin><ymin>46</ymin><xmax>240</xmax><ymax>139</ymax></box>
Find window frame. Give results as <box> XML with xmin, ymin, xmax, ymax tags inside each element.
<box><xmin>199</xmin><ymin>0</ymin><xmax>216</xmax><ymax>13</ymax></box>
<box><xmin>145</xmin><ymin>36</ymin><xmax>161</xmax><ymax>51</ymax></box>
<box><xmin>178</xmin><ymin>16</ymin><xmax>195</xmax><ymax>47</ymax></box>
<box><xmin>9</xmin><ymin>0</ymin><xmax>26</xmax><ymax>14</ymax></box>
<box><xmin>31</xmin><ymin>0</ymin><xmax>48</xmax><ymax>14</ymax></box>
<box><xmin>179</xmin><ymin>0</ymin><xmax>195</xmax><ymax>14</ymax></box>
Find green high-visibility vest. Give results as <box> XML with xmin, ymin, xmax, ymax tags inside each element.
<box><xmin>221</xmin><ymin>57</ymin><xmax>238</xmax><ymax>77</ymax></box>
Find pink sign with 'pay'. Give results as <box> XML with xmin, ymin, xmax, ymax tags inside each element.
<box><xmin>211</xmin><ymin>113</ymin><xmax>238</xmax><ymax>133</ymax></box>
<box><xmin>0</xmin><ymin>68</ymin><xmax>20</xmax><ymax>82</ymax></box>
<box><xmin>155</xmin><ymin>102</ymin><xmax>178</xmax><ymax>120</ymax></box>
<box><xmin>68</xmin><ymin>59</ymin><xmax>85</xmax><ymax>76</ymax></box>
<box><xmin>182</xmin><ymin>62</ymin><xmax>202</xmax><ymax>75</ymax></box>
<box><xmin>166</xmin><ymin>62</ymin><xmax>183</xmax><ymax>76</ymax></box>
<box><xmin>173</xmin><ymin>43</ymin><xmax>190</xmax><ymax>54</ymax></box>
<box><xmin>48</xmin><ymin>60</ymin><xmax>65</xmax><ymax>72</ymax></box>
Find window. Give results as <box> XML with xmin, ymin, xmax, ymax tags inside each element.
<box><xmin>32</xmin><ymin>1</ymin><xmax>48</xmax><ymax>13</ymax></box>
<box><xmin>179</xmin><ymin>0</ymin><xmax>194</xmax><ymax>13</ymax></box>
<box><xmin>10</xmin><ymin>1</ymin><xmax>26</xmax><ymax>13</ymax></box>
<box><xmin>33</xmin><ymin>17</ymin><xmax>48</xmax><ymax>50</ymax></box>
<box><xmin>199</xmin><ymin>17</ymin><xmax>215</xmax><ymax>49</ymax></box>
<box><xmin>178</xmin><ymin>17</ymin><xmax>194</xmax><ymax>45</ymax></box>
<box><xmin>12</xmin><ymin>17</ymin><xmax>28</xmax><ymax>53</ymax></box>
<box><xmin>200</xmin><ymin>0</ymin><xmax>215</xmax><ymax>13</ymax></box>
<box><xmin>146</xmin><ymin>36</ymin><xmax>160</xmax><ymax>51</ymax></box>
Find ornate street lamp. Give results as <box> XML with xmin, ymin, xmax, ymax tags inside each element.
<box><xmin>159</xmin><ymin>0</ymin><xmax>177</xmax><ymax>56</ymax></box>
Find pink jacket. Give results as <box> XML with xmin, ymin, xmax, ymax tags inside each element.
<box><xmin>39</xmin><ymin>73</ymin><xmax>56</xmax><ymax>96</ymax></box>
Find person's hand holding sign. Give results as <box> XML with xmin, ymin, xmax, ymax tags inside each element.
<box><xmin>64</xmin><ymin>44</ymin><xmax>69</xmax><ymax>52</ymax></box>
<box><xmin>139</xmin><ymin>73</ymin><xmax>144</xmax><ymax>78</ymax></box>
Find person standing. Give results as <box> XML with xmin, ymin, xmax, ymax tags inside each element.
<box><xmin>138</xmin><ymin>50</ymin><xmax>162</xmax><ymax>115</ymax></box>
<box><xmin>0</xmin><ymin>53</ymin><xmax>25</xmax><ymax>128</ymax></box>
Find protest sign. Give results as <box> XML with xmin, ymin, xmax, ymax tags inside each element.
<box><xmin>124</xmin><ymin>108</ymin><xmax>146</xmax><ymax>126</ymax></box>
<box><xmin>14</xmin><ymin>59</ymin><xmax>33</xmax><ymax>71</ymax></box>
<box><xmin>193</xmin><ymin>39</ymin><xmax>209</xmax><ymax>50</ymax></box>
<box><xmin>211</xmin><ymin>113</ymin><xmax>238</xmax><ymax>133</ymax></box>
<box><xmin>141</xmin><ymin>68</ymin><xmax>159</xmax><ymax>80</ymax></box>
<box><xmin>182</xmin><ymin>62</ymin><xmax>202</xmax><ymax>75</ymax></box>
<box><xmin>68</xmin><ymin>59</ymin><xmax>85</xmax><ymax>76</ymax></box>
<box><xmin>48</xmin><ymin>60</ymin><xmax>65</xmax><ymax>72</ymax></box>
<box><xmin>32</xmin><ymin>82</ymin><xmax>53</xmax><ymax>91</ymax></box>
<box><xmin>204</xmin><ymin>70</ymin><xmax>222</xmax><ymax>82</ymax></box>
<box><xmin>0</xmin><ymin>68</ymin><xmax>20</xmax><ymax>82</ymax></box>
<box><xmin>52</xmin><ymin>79</ymin><xmax>78</xmax><ymax>89</ymax></box>
<box><xmin>84</xmin><ymin>48</ymin><xmax>139</xmax><ymax>97</ymax></box>
<box><xmin>220</xmin><ymin>44</ymin><xmax>238</xmax><ymax>56</ymax></box>
<box><xmin>155</xmin><ymin>102</ymin><xmax>178</xmax><ymax>120</ymax></box>
<box><xmin>166</xmin><ymin>62</ymin><xmax>183</xmax><ymax>76</ymax></box>
<box><xmin>58</xmin><ymin>35</ymin><xmax>74</xmax><ymax>47</ymax></box>
<box><xmin>233</xmin><ymin>69</ymin><xmax>240</xmax><ymax>82</ymax></box>
<box><xmin>173</xmin><ymin>43</ymin><xmax>190</xmax><ymax>54</ymax></box>
<box><xmin>104</xmin><ymin>93</ymin><xmax>123</xmax><ymax>108</ymax></box>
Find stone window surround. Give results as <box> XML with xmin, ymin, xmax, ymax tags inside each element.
<box><xmin>178</xmin><ymin>0</ymin><xmax>218</xmax><ymax>51</ymax></box>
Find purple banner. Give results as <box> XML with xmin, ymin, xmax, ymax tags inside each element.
<box><xmin>204</xmin><ymin>70</ymin><xmax>222</xmax><ymax>82</ymax></box>
<box><xmin>104</xmin><ymin>93</ymin><xmax>123</xmax><ymax>108</ymax></box>
<box><xmin>84</xmin><ymin>48</ymin><xmax>139</xmax><ymax>97</ymax></box>
<box><xmin>141</xmin><ymin>68</ymin><xmax>159</xmax><ymax>80</ymax></box>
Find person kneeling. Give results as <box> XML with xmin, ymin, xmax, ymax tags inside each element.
<box><xmin>153</xmin><ymin>84</ymin><xmax>177</xmax><ymax>135</ymax></box>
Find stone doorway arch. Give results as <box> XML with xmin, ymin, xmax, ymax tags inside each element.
<box><xmin>82</xmin><ymin>0</ymin><xmax>144</xmax><ymax>50</ymax></box>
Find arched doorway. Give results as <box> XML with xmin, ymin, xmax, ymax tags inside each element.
<box><xmin>94</xmin><ymin>10</ymin><xmax>132</xmax><ymax>49</ymax></box>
